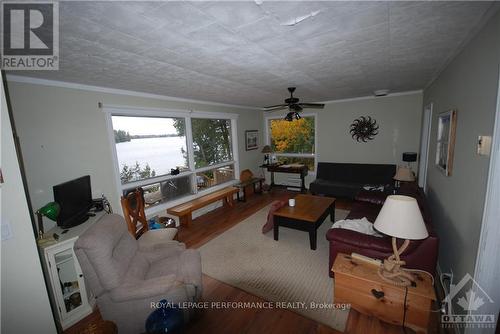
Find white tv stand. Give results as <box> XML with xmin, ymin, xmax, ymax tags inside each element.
<box><xmin>38</xmin><ymin>211</ymin><xmax>107</xmax><ymax>330</ymax></box>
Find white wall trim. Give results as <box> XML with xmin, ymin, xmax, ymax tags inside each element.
<box><xmin>468</xmin><ymin>66</ymin><xmax>500</xmax><ymax>334</ymax></box>
<box><xmin>315</xmin><ymin>90</ymin><xmax>423</xmax><ymax>105</ymax></box>
<box><xmin>6</xmin><ymin>74</ymin><xmax>257</xmax><ymax>110</ymax></box>
<box><xmin>418</xmin><ymin>102</ymin><xmax>433</xmax><ymax>192</ymax></box>
<box><xmin>101</xmin><ymin>104</ymin><xmax>239</xmax><ymax>120</ymax></box>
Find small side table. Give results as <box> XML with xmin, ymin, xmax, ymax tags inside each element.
<box><xmin>332</xmin><ymin>253</ymin><xmax>436</xmax><ymax>333</ymax></box>
<box><xmin>235</xmin><ymin>177</ymin><xmax>264</xmax><ymax>202</ymax></box>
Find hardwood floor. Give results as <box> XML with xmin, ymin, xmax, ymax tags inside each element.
<box><xmin>65</xmin><ymin>188</ymin><xmax>441</xmax><ymax>334</ymax></box>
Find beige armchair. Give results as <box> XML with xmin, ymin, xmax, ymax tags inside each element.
<box><xmin>74</xmin><ymin>214</ymin><xmax>202</xmax><ymax>334</ymax></box>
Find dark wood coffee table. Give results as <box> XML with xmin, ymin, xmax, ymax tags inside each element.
<box><xmin>273</xmin><ymin>194</ymin><xmax>336</xmax><ymax>250</ymax></box>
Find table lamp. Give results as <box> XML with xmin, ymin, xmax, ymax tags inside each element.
<box><xmin>261</xmin><ymin>145</ymin><xmax>272</xmax><ymax>165</ymax></box>
<box><xmin>36</xmin><ymin>202</ymin><xmax>60</xmax><ymax>237</ymax></box>
<box><xmin>374</xmin><ymin>195</ymin><xmax>428</xmax><ymax>286</ymax></box>
<box><xmin>402</xmin><ymin>152</ymin><xmax>417</xmax><ymax>169</ymax></box>
<box><xmin>393</xmin><ymin>166</ymin><xmax>415</xmax><ymax>191</ymax></box>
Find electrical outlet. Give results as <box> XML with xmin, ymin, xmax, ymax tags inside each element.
<box><xmin>440</xmin><ymin>270</ymin><xmax>454</xmax><ymax>294</ymax></box>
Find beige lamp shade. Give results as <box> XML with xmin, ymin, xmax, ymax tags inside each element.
<box><xmin>374</xmin><ymin>195</ymin><xmax>428</xmax><ymax>240</ymax></box>
<box><xmin>393</xmin><ymin>166</ymin><xmax>415</xmax><ymax>181</ymax></box>
<box><xmin>261</xmin><ymin>145</ymin><xmax>272</xmax><ymax>153</ymax></box>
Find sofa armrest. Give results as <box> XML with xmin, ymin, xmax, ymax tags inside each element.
<box><xmin>326</xmin><ymin>228</ymin><xmax>426</xmax><ymax>254</ymax></box>
<box><xmin>354</xmin><ymin>190</ymin><xmax>388</xmax><ymax>206</ymax></box>
<box><xmin>326</xmin><ymin>228</ymin><xmax>393</xmax><ymax>253</ymax></box>
<box><xmin>109</xmin><ymin>275</ymin><xmax>181</xmax><ymax>302</ymax></box>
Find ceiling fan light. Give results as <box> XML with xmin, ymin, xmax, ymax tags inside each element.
<box><xmin>295</xmin><ymin>112</ymin><xmax>301</xmax><ymax>120</ymax></box>
<box><xmin>285</xmin><ymin>112</ymin><xmax>294</xmax><ymax>121</ymax></box>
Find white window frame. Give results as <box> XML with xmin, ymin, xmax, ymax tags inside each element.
<box><xmin>264</xmin><ymin>113</ymin><xmax>318</xmax><ymax>174</ymax></box>
<box><xmin>103</xmin><ymin>104</ymin><xmax>239</xmax><ymax>215</ymax></box>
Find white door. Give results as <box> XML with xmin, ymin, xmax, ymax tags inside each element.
<box><xmin>418</xmin><ymin>103</ymin><xmax>433</xmax><ymax>191</ymax></box>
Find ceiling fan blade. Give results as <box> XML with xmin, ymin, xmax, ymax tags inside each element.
<box><xmin>297</xmin><ymin>103</ymin><xmax>325</xmax><ymax>109</ymax></box>
<box><xmin>263</xmin><ymin>104</ymin><xmax>289</xmax><ymax>111</ymax></box>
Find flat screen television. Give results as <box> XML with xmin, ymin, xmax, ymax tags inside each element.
<box><xmin>53</xmin><ymin>175</ymin><xmax>93</xmax><ymax>228</ymax></box>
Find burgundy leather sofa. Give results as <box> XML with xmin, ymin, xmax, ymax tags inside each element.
<box><xmin>326</xmin><ymin>183</ymin><xmax>439</xmax><ymax>278</ymax></box>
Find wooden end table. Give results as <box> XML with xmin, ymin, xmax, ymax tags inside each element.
<box><xmin>332</xmin><ymin>253</ymin><xmax>436</xmax><ymax>333</ymax></box>
<box><xmin>273</xmin><ymin>194</ymin><xmax>335</xmax><ymax>250</ymax></box>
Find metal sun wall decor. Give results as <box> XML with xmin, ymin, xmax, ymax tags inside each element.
<box><xmin>349</xmin><ymin>116</ymin><xmax>379</xmax><ymax>142</ymax></box>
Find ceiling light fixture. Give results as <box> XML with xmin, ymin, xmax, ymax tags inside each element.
<box><xmin>284</xmin><ymin>111</ymin><xmax>301</xmax><ymax>122</ymax></box>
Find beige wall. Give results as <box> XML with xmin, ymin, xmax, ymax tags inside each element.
<box><xmin>423</xmin><ymin>11</ymin><xmax>500</xmax><ymax>281</ymax></box>
<box><xmin>7</xmin><ymin>80</ymin><xmax>262</xmax><ymax>229</ymax></box>
<box><xmin>1</xmin><ymin>78</ymin><xmax>57</xmax><ymax>333</ymax></box>
<box><xmin>316</xmin><ymin>93</ymin><xmax>423</xmax><ymax>165</ymax></box>
<box><xmin>266</xmin><ymin>92</ymin><xmax>423</xmax><ymax>186</ymax></box>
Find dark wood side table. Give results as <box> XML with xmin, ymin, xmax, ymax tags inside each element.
<box><xmin>261</xmin><ymin>164</ymin><xmax>308</xmax><ymax>193</ymax></box>
<box><xmin>273</xmin><ymin>194</ymin><xmax>335</xmax><ymax>250</ymax></box>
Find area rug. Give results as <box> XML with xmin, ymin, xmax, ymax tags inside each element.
<box><xmin>198</xmin><ymin>204</ymin><xmax>350</xmax><ymax>332</ymax></box>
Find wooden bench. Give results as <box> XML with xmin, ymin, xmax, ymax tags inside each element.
<box><xmin>235</xmin><ymin>177</ymin><xmax>264</xmax><ymax>202</ymax></box>
<box><xmin>167</xmin><ymin>187</ymin><xmax>239</xmax><ymax>227</ymax></box>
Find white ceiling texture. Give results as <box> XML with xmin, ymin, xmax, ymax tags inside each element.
<box><xmin>13</xmin><ymin>1</ymin><xmax>497</xmax><ymax>107</ymax></box>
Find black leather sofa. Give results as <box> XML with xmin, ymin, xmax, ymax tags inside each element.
<box><xmin>310</xmin><ymin>162</ymin><xmax>396</xmax><ymax>198</ymax></box>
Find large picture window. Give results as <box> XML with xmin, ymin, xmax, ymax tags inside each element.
<box><xmin>112</xmin><ymin>116</ymin><xmax>188</xmax><ymax>183</ymax></box>
<box><xmin>191</xmin><ymin>118</ymin><xmax>233</xmax><ymax>168</ymax></box>
<box><xmin>107</xmin><ymin>108</ymin><xmax>238</xmax><ymax>211</ymax></box>
<box><xmin>266</xmin><ymin>115</ymin><xmax>316</xmax><ymax>171</ymax></box>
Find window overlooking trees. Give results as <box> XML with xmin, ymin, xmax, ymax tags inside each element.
<box><xmin>267</xmin><ymin>116</ymin><xmax>316</xmax><ymax>171</ymax></box>
<box><xmin>109</xmin><ymin>111</ymin><xmax>238</xmax><ymax>210</ymax></box>
<box><xmin>173</xmin><ymin>118</ymin><xmax>233</xmax><ymax>169</ymax></box>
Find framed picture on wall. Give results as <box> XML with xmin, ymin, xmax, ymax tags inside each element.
<box><xmin>435</xmin><ymin>109</ymin><xmax>457</xmax><ymax>176</ymax></box>
<box><xmin>245</xmin><ymin>130</ymin><xmax>258</xmax><ymax>151</ymax></box>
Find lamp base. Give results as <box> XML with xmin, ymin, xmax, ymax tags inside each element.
<box><xmin>377</xmin><ymin>238</ymin><xmax>416</xmax><ymax>287</ymax></box>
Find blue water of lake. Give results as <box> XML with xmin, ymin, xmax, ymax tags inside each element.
<box><xmin>115</xmin><ymin>136</ymin><xmax>187</xmax><ymax>176</ymax></box>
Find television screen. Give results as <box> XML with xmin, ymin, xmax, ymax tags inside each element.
<box><xmin>53</xmin><ymin>175</ymin><xmax>93</xmax><ymax>228</ymax></box>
